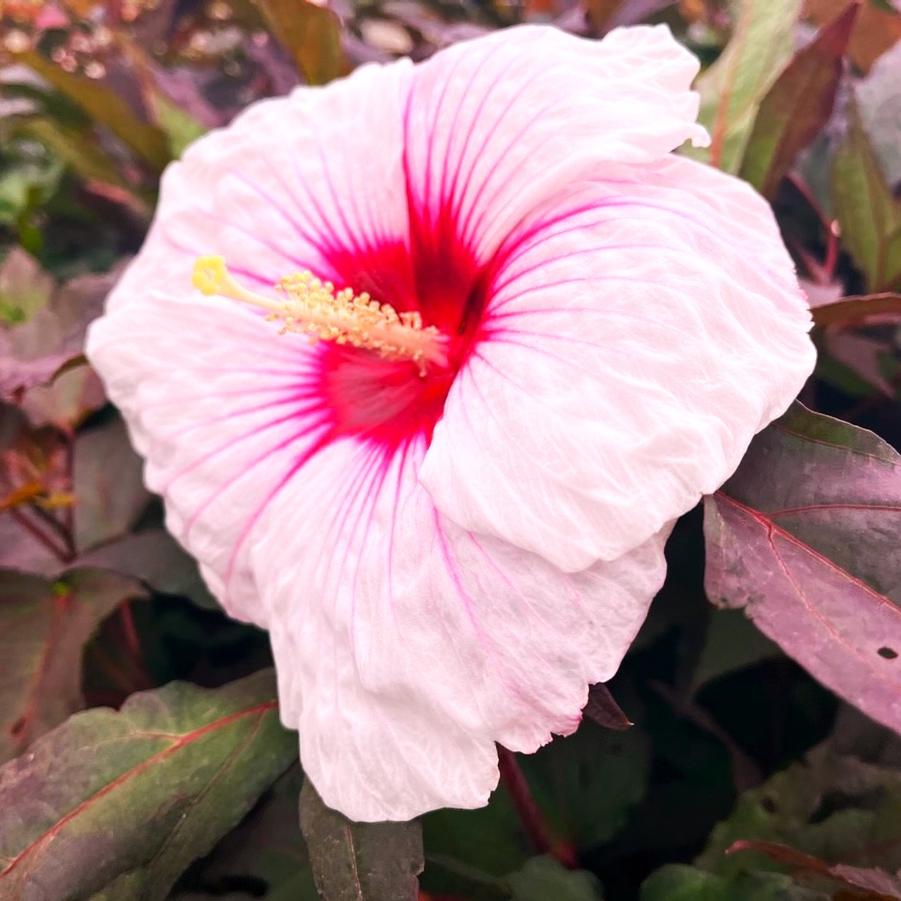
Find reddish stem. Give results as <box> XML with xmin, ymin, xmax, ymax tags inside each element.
<box><xmin>497</xmin><ymin>746</ymin><xmax>578</xmax><ymax>869</ymax></box>
<box><xmin>823</xmin><ymin>224</ymin><xmax>840</xmax><ymax>282</ymax></box>
<box><xmin>119</xmin><ymin>601</ymin><xmax>154</xmax><ymax>688</ymax></box>
<box><xmin>118</xmin><ymin>603</ymin><xmax>154</xmax><ymax>690</ymax></box>
<box><xmin>119</xmin><ymin>603</ymin><xmax>141</xmax><ymax>658</ymax></box>
<box><xmin>786</xmin><ymin>172</ymin><xmax>841</xmax><ymax>281</ymax></box>
<box><xmin>29</xmin><ymin>504</ymin><xmax>76</xmax><ymax>562</ymax></box>
<box><xmin>61</xmin><ymin>433</ymin><xmax>77</xmax><ymax>559</ymax></box>
<box><xmin>9</xmin><ymin>508</ymin><xmax>70</xmax><ymax>561</ymax></box>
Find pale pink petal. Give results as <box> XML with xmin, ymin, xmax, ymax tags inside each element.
<box><xmin>253</xmin><ymin>438</ymin><xmax>670</xmax><ymax>821</ymax></box>
<box><xmin>87</xmin><ymin>61</ymin><xmax>416</xmax><ymax>622</ymax></box>
<box><xmin>403</xmin><ymin>23</ymin><xmax>708</xmax><ymax>261</ymax></box>
<box><xmin>105</xmin><ymin>58</ymin><xmax>414</xmax><ymax>316</ymax></box>
<box><xmin>86</xmin><ymin>295</ymin><xmax>331</xmax><ymax>625</ymax></box>
<box><xmin>420</xmin><ymin>157</ymin><xmax>816</xmax><ymax>572</ymax></box>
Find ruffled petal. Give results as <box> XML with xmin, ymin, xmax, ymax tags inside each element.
<box><xmin>105</xmin><ymin>57</ymin><xmax>415</xmax><ymax>316</ymax></box>
<box><xmin>86</xmin><ymin>295</ymin><xmax>333</xmax><ymax>625</ymax></box>
<box><xmin>88</xmin><ymin>60</ymin><xmax>416</xmax><ymax>622</ymax></box>
<box><xmin>253</xmin><ymin>438</ymin><xmax>670</xmax><ymax>821</ymax></box>
<box><xmin>403</xmin><ymin>23</ymin><xmax>708</xmax><ymax>261</ymax></box>
<box><xmin>420</xmin><ymin>157</ymin><xmax>816</xmax><ymax>572</ymax></box>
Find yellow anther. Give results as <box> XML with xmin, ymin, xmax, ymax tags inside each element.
<box><xmin>192</xmin><ymin>257</ymin><xmax>448</xmax><ymax>374</ymax></box>
<box><xmin>193</xmin><ymin>255</ymin><xmax>230</xmax><ymax>296</ymax></box>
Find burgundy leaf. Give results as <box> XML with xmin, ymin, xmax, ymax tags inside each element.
<box><xmin>704</xmin><ymin>402</ymin><xmax>901</xmax><ymax>736</ymax></box>
<box><xmin>73</xmin><ymin>418</ymin><xmax>151</xmax><ymax>553</ymax></box>
<box><xmin>19</xmin><ymin>365</ymin><xmax>106</xmax><ymax>431</ymax></box>
<box><xmin>0</xmin><ymin>267</ymin><xmax>119</xmax><ymax>403</ymax></box>
<box><xmin>0</xmin><ymin>568</ymin><xmax>146</xmax><ymax>763</ymax></box>
<box><xmin>813</xmin><ymin>293</ymin><xmax>901</xmax><ymax>327</ymax></box>
<box><xmin>740</xmin><ymin>2</ymin><xmax>858</xmax><ymax>199</ymax></box>
<box><xmin>583</xmin><ymin>684</ymin><xmax>633</xmax><ymax>731</ymax></box>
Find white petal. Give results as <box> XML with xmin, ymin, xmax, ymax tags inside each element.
<box><xmin>404</xmin><ymin>23</ymin><xmax>708</xmax><ymax>260</ymax></box>
<box><xmin>253</xmin><ymin>439</ymin><xmax>670</xmax><ymax>821</ymax></box>
<box><xmin>105</xmin><ymin>57</ymin><xmax>414</xmax><ymax>316</ymax></box>
<box><xmin>86</xmin><ymin>296</ymin><xmax>330</xmax><ymax>625</ymax></box>
<box><xmin>421</xmin><ymin>157</ymin><xmax>816</xmax><ymax>571</ymax></box>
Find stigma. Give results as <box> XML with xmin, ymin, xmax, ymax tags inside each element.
<box><xmin>192</xmin><ymin>256</ymin><xmax>448</xmax><ymax>375</ymax></box>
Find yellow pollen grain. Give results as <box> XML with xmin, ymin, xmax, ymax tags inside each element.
<box><xmin>192</xmin><ymin>256</ymin><xmax>447</xmax><ymax>375</ymax></box>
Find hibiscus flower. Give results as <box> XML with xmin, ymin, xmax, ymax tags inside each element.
<box><xmin>86</xmin><ymin>23</ymin><xmax>815</xmax><ymax>821</ymax></box>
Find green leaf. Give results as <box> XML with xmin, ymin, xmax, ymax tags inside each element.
<box><xmin>171</xmin><ymin>765</ymin><xmax>318</xmax><ymax>900</ymax></box>
<box><xmin>0</xmin><ymin>568</ymin><xmax>146</xmax><ymax>763</ymax></box>
<box><xmin>18</xmin><ymin>118</ymin><xmax>126</xmax><ymax>187</ymax></box>
<box><xmin>832</xmin><ymin>96</ymin><xmax>901</xmax><ymax>292</ymax></box>
<box><xmin>521</xmin><ymin>720</ymin><xmax>650</xmax><ymax>849</ymax></box>
<box><xmin>690</xmin><ymin>610</ymin><xmax>781</xmax><ymax>693</ymax></box>
<box><xmin>505</xmin><ymin>857</ymin><xmax>604</xmax><ymax>901</ymax></box>
<box><xmin>641</xmin><ymin>865</ymin><xmax>720</xmax><ymax>901</ymax></box>
<box><xmin>149</xmin><ymin>91</ymin><xmax>207</xmax><ymax>159</ymax></box>
<box><xmin>725</xmin><ymin>840</ymin><xmax>901</xmax><ymax>898</ymax></box>
<box><xmin>0</xmin><ymin>669</ymin><xmax>295</xmax><ymax>899</ymax></box>
<box><xmin>740</xmin><ymin>3</ymin><xmax>857</xmax><ymax>198</ymax></box>
<box><xmin>0</xmin><ymin>137</ymin><xmax>64</xmax><ymax>232</ymax></box>
<box><xmin>16</xmin><ymin>50</ymin><xmax>170</xmax><ymax>172</ymax></box>
<box><xmin>17</xmin><ymin>117</ymin><xmax>151</xmax><ymax>219</ymax></box>
<box><xmin>643</xmin><ymin>737</ymin><xmax>901</xmax><ymax>899</ymax></box>
<box><xmin>0</xmin><ymin>247</ymin><xmax>54</xmax><ymax>324</ymax></box>
<box><xmin>299</xmin><ymin>779</ymin><xmax>424</xmax><ymax>901</ymax></box>
<box><xmin>423</xmin><ymin>790</ymin><xmax>528</xmax><ymax>885</ymax></box>
<box><xmin>698</xmin><ymin>747</ymin><xmax>901</xmax><ymax>877</ymax></box>
<box><xmin>257</xmin><ymin>0</ymin><xmax>347</xmax><ymax>85</ymax></box>
<box><xmin>694</xmin><ymin>0</ymin><xmax>802</xmax><ymax>172</ymax></box>
<box><xmin>641</xmin><ymin>865</ymin><xmax>827</xmax><ymax>900</ymax></box>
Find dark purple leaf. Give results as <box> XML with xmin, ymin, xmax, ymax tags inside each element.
<box><xmin>19</xmin><ymin>365</ymin><xmax>106</xmax><ymax>431</ymax></box>
<box><xmin>78</xmin><ymin>528</ymin><xmax>216</xmax><ymax>608</ymax></box>
<box><xmin>0</xmin><ymin>567</ymin><xmax>146</xmax><ymax>763</ymax></box>
<box><xmin>740</xmin><ymin>2</ymin><xmax>858</xmax><ymax>199</ymax></box>
<box><xmin>704</xmin><ymin>402</ymin><xmax>901</xmax><ymax>736</ymax></box>
<box><xmin>823</xmin><ymin>328</ymin><xmax>898</xmax><ymax>397</ymax></box>
<box><xmin>812</xmin><ymin>293</ymin><xmax>901</xmax><ymax>326</ymax></box>
<box><xmin>584</xmin><ymin>683</ymin><xmax>633</xmax><ymax>730</ymax></box>
<box><xmin>0</xmin><ymin>517</ymin><xmax>62</xmax><ymax>575</ymax></box>
<box><xmin>805</xmin><ymin>0</ymin><xmax>901</xmax><ymax>73</ymax></box>
<box><xmin>300</xmin><ymin>779</ymin><xmax>423</xmax><ymax>901</ymax></box>
<box><xmin>73</xmin><ymin>417</ymin><xmax>151</xmax><ymax>553</ymax></box>
<box><xmin>0</xmin><ymin>266</ymin><xmax>118</xmax><ymax>402</ymax></box>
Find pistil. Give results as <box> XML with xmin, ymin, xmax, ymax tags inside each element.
<box><xmin>192</xmin><ymin>256</ymin><xmax>448</xmax><ymax>375</ymax></box>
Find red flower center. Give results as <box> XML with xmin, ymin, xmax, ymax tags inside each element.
<box><xmin>315</xmin><ymin>221</ymin><xmax>493</xmax><ymax>450</ymax></box>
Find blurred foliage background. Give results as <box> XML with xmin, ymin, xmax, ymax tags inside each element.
<box><xmin>1</xmin><ymin>0</ymin><xmax>901</xmax><ymax>899</ymax></box>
